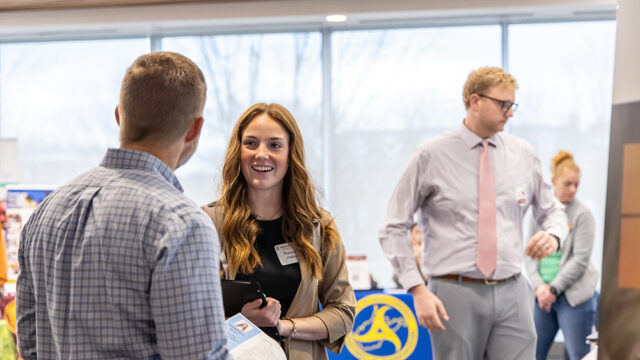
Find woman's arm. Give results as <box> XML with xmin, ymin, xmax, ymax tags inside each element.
<box><xmin>276</xmin><ymin>236</ymin><xmax>355</xmax><ymax>350</ymax></box>
<box><xmin>277</xmin><ymin>315</ymin><xmax>328</xmax><ymax>340</ymax></box>
<box><xmin>315</xmin><ymin>234</ymin><xmax>357</xmax><ymax>352</ymax></box>
<box><xmin>550</xmin><ymin>208</ymin><xmax>596</xmax><ymax>293</ymax></box>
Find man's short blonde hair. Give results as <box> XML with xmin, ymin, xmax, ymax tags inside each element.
<box><xmin>119</xmin><ymin>52</ymin><xmax>206</xmax><ymax>145</ymax></box>
<box><xmin>462</xmin><ymin>67</ymin><xmax>518</xmax><ymax>110</ymax></box>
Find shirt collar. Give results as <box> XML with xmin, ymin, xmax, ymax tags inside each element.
<box><xmin>459</xmin><ymin>121</ymin><xmax>498</xmax><ymax>149</ymax></box>
<box><xmin>100</xmin><ymin>148</ymin><xmax>184</xmax><ymax>192</ymax></box>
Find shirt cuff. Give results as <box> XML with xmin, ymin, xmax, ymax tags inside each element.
<box><xmin>399</xmin><ymin>270</ymin><xmax>426</xmax><ymax>291</ymax></box>
<box><xmin>548</xmin><ymin>233</ymin><xmax>560</xmax><ymax>251</ymax></box>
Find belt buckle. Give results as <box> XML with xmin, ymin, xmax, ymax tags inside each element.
<box><xmin>484</xmin><ymin>278</ymin><xmax>499</xmax><ymax>285</ymax></box>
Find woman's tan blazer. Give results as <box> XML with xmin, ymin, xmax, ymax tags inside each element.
<box><xmin>202</xmin><ymin>203</ymin><xmax>356</xmax><ymax>360</ymax></box>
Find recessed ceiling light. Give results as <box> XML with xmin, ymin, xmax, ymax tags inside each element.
<box><xmin>326</xmin><ymin>14</ymin><xmax>348</xmax><ymax>23</ymax></box>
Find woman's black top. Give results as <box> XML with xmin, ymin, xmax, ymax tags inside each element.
<box><xmin>235</xmin><ymin>217</ymin><xmax>302</xmax><ymax>341</ymax></box>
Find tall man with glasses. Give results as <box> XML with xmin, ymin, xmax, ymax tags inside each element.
<box><xmin>379</xmin><ymin>67</ymin><xmax>568</xmax><ymax>359</ymax></box>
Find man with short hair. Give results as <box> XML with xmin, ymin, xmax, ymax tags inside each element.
<box><xmin>17</xmin><ymin>52</ymin><xmax>229</xmax><ymax>359</ymax></box>
<box><xmin>379</xmin><ymin>67</ymin><xmax>568</xmax><ymax>359</ymax></box>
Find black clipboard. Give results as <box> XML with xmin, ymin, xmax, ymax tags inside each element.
<box><xmin>221</xmin><ymin>279</ymin><xmax>268</xmax><ymax>317</ymax></box>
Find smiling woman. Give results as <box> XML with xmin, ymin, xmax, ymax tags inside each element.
<box><xmin>202</xmin><ymin>103</ymin><xmax>356</xmax><ymax>360</ymax></box>
<box><xmin>240</xmin><ymin>113</ymin><xmax>290</xmax><ymax>201</ymax></box>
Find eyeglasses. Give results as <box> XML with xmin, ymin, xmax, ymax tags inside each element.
<box><xmin>477</xmin><ymin>94</ymin><xmax>518</xmax><ymax>113</ymax></box>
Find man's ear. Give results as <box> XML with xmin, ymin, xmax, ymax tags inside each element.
<box><xmin>469</xmin><ymin>94</ymin><xmax>481</xmax><ymax>110</ymax></box>
<box><xmin>184</xmin><ymin>116</ymin><xmax>204</xmax><ymax>142</ymax></box>
<box><xmin>115</xmin><ymin>105</ymin><xmax>121</xmax><ymax>126</ymax></box>
<box><xmin>551</xmin><ymin>177</ymin><xmax>557</xmax><ymax>186</ymax></box>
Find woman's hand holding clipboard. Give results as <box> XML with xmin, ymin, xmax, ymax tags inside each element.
<box><xmin>220</xmin><ymin>279</ymin><xmax>268</xmax><ymax>317</ymax></box>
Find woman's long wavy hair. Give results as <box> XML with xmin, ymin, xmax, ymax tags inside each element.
<box><xmin>218</xmin><ymin>103</ymin><xmax>339</xmax><ymax>280</ymax></box>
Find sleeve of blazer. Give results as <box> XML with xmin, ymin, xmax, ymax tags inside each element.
<box><xmin>550</xmin><ymin>208</ymin><xmax>596</xmax><ymax>293</ymax></box>
<box><xmin>314</xmin><ymin>234</ymin><xmax>356</xmax><ymax>354</ymax></box>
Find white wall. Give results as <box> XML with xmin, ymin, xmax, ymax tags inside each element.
<box><xmin>612</xmin><ymin>0</ymin><xmax>640</xmax><ymax>105</ymax></box>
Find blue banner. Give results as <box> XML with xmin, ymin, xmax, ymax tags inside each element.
<box><xmin>330</xmin><ymin>290</ymin><xmax>433</xmax><ymax>360</ymax></box>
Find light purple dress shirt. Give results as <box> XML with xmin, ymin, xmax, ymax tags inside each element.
<box><xmin>379</xmin><ymin>124</ymin><xmax>569</xmax><ymax>290</ymax></box>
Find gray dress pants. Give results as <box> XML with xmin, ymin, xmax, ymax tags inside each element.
<box><xmin>427</xmin><ymin>274</ymin><xmax>537</xmax><ymax>360</ymax></box>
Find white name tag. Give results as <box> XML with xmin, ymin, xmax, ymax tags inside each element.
<box><xmin>274</xmin><ymin>243</ymin><xmax>299</xmax><ymax>266</ymax></box>
<box><xmin>515</xmin><ymin>186</ymin><xmax>528</xmax><ymax>206</ymax></box>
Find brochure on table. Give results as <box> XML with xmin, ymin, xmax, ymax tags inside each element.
<box><xmin>345</xmin><ymin>254</ymin><xmax>371</xmax><ymax>290</ymax></box>
<box><xmin>226</xmin><ymin>313</ymin><xmax>286</xmax><ymax>360</ymax></box>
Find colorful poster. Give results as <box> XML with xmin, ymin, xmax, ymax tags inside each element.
<box><xmin>4</xmin><ymin>186</ymin><xmax>54</xmax><ymax>293</ymax></box>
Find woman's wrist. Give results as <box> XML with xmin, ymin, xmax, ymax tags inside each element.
<box><xmin>279</xmin><ymin>317</ymin><xmax>297</xmax><ymax>339</ymax></box>
<box><xmin>535</xmin><ymin>284</ymin><xmax>549</xmax><ymax>297</ymax></box>
<box><xmin>536</xmin><ymin>283</ymin><xmax>548</xmax><ymax>291</ymax></box>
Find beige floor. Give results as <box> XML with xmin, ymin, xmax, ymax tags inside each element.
<box><xmin>547</xmin><ymin>342</ymin><xmax>566</xmax><ymax>360</ymax></box>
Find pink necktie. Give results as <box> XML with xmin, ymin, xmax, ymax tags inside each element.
<box><xmin>477</xmin><ymin>140</ymin><xmax>497</xmax><ymax>277</ymax></box>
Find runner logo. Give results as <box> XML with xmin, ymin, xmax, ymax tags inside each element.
<box><xmin>345</xmin><ymin>294</ymin><xmax>419</xmax><ymax>359</ymax></box>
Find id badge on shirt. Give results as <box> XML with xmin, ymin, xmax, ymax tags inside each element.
<box><xmin>274</xmin><ymin>243</ymin><xmax>299</xmax><ymax>266</ymax></box>
<box><xmin>515</xmin><ymin>186</ymin><xmax>528</xmax><ymax>206</ymax></box>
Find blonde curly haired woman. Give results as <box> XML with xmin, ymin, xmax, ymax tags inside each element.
<box><xmin>203</xmin><ymin>103</ymin><xmax>355</xmax><ymax>360</ymax></box>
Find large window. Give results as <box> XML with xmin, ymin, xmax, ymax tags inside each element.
<box><xmin>0</xmin><ymin>19</ymin><xmax>616</xmax><ymax>289</ymax></box>
<box><xmin>0</xmin><ymin>38</ymin><xmax>149</xmax><ymax>185</ymax></box>
<box><xmin>509</xmin><ymin>21</ymin><xmax>616</xmax><ymax>282</ymax></box>
<box><xmin>331</xmin><ymin>25</ymin><xmax>502</xmax><ymax>286</ymax></box>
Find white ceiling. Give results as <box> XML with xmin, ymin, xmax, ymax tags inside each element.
<box><xmin>0</xmin><ymin>0</ymin><xmax>617</xmax><ymax>41</ymax></box>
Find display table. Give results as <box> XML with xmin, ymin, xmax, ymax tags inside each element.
<box><xmin>329</xmin><ymin>290</ymin><xmax>432</xmax><ymax>360</ymax></box>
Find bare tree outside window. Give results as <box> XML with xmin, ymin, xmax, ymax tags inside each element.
<box><xmin>330</xmin><ymin>26</ymin><xmax>502</xmax><ymax>287</ymax></box>
<box><xmin>0</xmin><ymin>38</ymin><xmax>148</xmax><ymax>185</ymax></box>
<box><xmin>0</xmin><ymin>21</ymin><xmax>616</xmax><ymax>291</ymax></box>
<box><xmin>509</xmin><ymin>21</ymin><xmax>616</xmax><ymax>287</ymax></box>
<box><xmin>162</xmin><ymin>32</ymin><xmax>323</xmax><ymax>205</ymax></box>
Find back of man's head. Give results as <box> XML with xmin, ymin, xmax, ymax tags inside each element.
<box><xmin>119</xmin><ymin>52</ymin><xmax>206</xmax><ymax>146</ymax></box>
